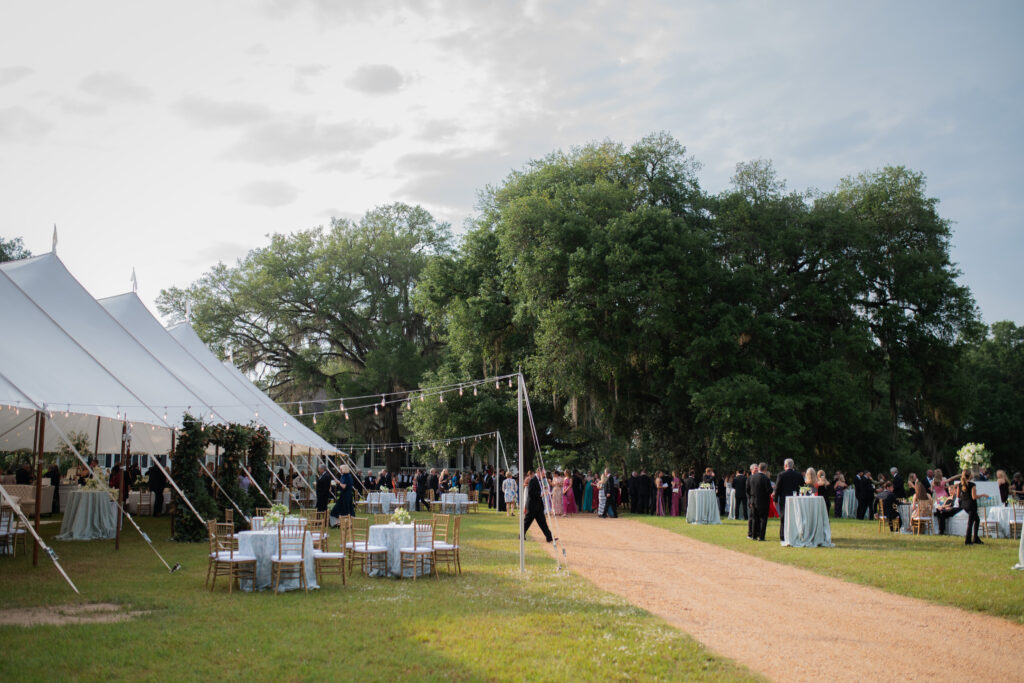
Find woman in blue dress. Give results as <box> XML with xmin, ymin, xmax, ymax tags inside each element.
<box><xmin>330</xmin><ymin>464</ymin><xmax>355</xmax><ymax>519</ymax></box>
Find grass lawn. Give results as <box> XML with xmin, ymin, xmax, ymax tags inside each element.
<box><xmin>0</xmin><ymin>510</ymin><xmax>758</xmax><ymax>682</ymax></box>
<box><xmin>634</xmin><ymin>513</ymin><xmax>1024</xmax><ymax>624</ymax></box>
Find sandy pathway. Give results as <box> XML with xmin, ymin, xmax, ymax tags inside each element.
<box><xmin>535</xmin><ymin>516</ymin><xmax>1024</xmax><ymax>682</ymax></box>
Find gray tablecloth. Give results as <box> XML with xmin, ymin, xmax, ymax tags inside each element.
<box><xmin>842</xmin><ymin>488</ymin><xmax>857</xmax><ymax>518</ymax></box>
<box><xmin>782</xmin><ymin>496</ymin><xmax>834</xmax><ymax>547</ymax></box>
<box><xmin>365</xmin><ymin>492</ymin><xmax>416</xmax><ymax>512</ymax></box>
<box><xmin>686</xmin><ymin>489</ymin><xmax>721</xmax><ymax>524</ymax></box>
<box><xmin>439</xmin><ymin>493</ymin><xmax>469</xmax><ymax>514</ymax></box>
<box><xmin>368</xmin><ymin>523</ymin><xmax>432</xmax><ymax>578</ymax></box>
<box><xmin>236</xmin><ymin>529</ymin><xmax>318</xmax><ymax>591</ymax></box>
<box><xmin>56</xmin><ymin>490</ymin><xmax>117</xmax><ymax>541</ymax></box>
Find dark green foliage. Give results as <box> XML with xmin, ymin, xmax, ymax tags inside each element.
<box><xmin>206</xmin><ymin>423</ymin><xmax>253</xmax><ymax>528</ymax></box>
<box><xmin>170</xmin><ymin>414</ymin><xmax>218</xmax><ymax>542</ymax></box>
<box><xmin>247</xmin><ymin>425</ymin><xmax>273</xmax><ymax>504</ymax></box>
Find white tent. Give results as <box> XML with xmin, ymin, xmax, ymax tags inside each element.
<box><xmin>0</xmin><ymin>253</ymin><xmax>336</xmax><ymax>456</ymax></box>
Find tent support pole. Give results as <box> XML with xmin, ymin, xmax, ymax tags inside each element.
<box><xmin>33</xmin><ymin>411</ymin><xmax>45</xmax><ymax>567</ymax></box>
<box><xmin>116</xmin><ymin>420</ymin><xmax>126</xmax><ymax>550</ymax></box>
<box><xmin>94</xmin><ymin>415</ymin><xmax>101</xmax><ymax>462</ymax></box>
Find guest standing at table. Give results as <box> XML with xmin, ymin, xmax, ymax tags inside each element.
<box><xmin>816</xmin><ymin>470</ymin><xmax>831</xmax><ymax>515</ymax></box>
<box><xmin>832</xmin><ymin>473</ymin><xmax>847</xmax><ymax>518</ymax></box>
<box><xmin>960</xmin><ymin>469</ymin><xmax>988</xmax><ymax>545</ymax></box>
<box><xmin>996</xmin><ymin>470</ymin><xmax>1010</xmax><ymax>504</ymax></box>
<box><xmin>315</xmin><ymin>464</ymin><xmax>332</xmax><ymax>513</ymax></box>
<box><xmin>330</xmin><ymin>464</ymin><xmax>355</xmax><ymax>520</ymax></box>
<box><xmin>523</xmin><ymin>470</ymin><xmax>554</xmax><ymax>541</ymax></box>
<box><xmin>1011</xmin><ymin>472</ymin><xmax>1024</xmax><ymax>501</ymax></box>
<box><xmin>46</xmin><ymin>463</ymin><xmax>62</xmax><ymax>513</ymax></box>
<box><xmin>147</xmin><ymin>461</ymin><xmax>167</xmax><ymax>516</ymax></box>
<box><xmin>671</xmin><ymin>471</ymin><xmax>683</xmax><ymax>517</ymax></box>
<box><xmin>747</xmin><ymin>462</ymin><xmax>771</xmax><ymax>541</ymax></box>
<box><xmin>773</xmin><ymin>459</ymin><xmax>803</xmax><ymax>543</ymax></box>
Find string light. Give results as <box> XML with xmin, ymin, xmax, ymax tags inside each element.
<box><xmin>340</xmin><ymin>400</ymin><xmax>345</xmax><ymax>411</ymax></box>
<box><xmin>298</xmin><ymin>402</ymin><xmax>304</xmax><ymax>415</ymax></box>
<box><xmin>459</xmin><ymin>385</ymin><xmax>463</xmax><ymax>396</ymax></box>
<box><xmin>312</xmin><ymin>414</ymin><xmax>317</xmax><ymax>424</ymax></box>
<box><xmin>380</xmin><ymin>396</ymin><xmax>385</xmax><ymax>407</ymax></box>
<box><xmin>374</xmin><ymin>405</ymin><xmax>378</xmax><ymax>416</ymax></box>
<box><xmin>508</xmin><ymin>377</ymin><xmax>513</xmax><ymax>388</ymax></box>
<box><xmin>419</xmin><ymin>393</ymin><xmax>424</xmax><ymax>402</ymax></box>
<box><xmin>473</xmin><ymin>385</ymin><xmax>478</xmax><ymax>396</ymax></box>
<box><xmin>495</xmin><ymin>379</ymin><xmax>500</xmax><ymax>389</ymax></box>
<box><xmin>439</xmin><ymin>393</ymin><xmax>444</xmax><ymax>403</ymax></box>
<box><xmin>345</xmin><ymin>411</ymin><xmax>349</xmax><ymax>420</ymax></box>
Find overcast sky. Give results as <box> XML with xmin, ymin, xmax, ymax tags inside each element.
<box><xmin>2</xmin><ymin>1</ymin><xmax>1022</xmax><ymax>324</ymax></box>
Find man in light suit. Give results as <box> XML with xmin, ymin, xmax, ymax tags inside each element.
<box><xmin>773</xmin><ymin>458</ymin><xmax>804</xmax><ymax>543</ymax></box>
<box><xmin>747</xmin><ymin>462</ymin><xmax>772</xmax><ymax>541</ymax></box>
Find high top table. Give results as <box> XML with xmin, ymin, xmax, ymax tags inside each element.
<box><xmin>55</xmin><ymin>490</ymin><xmax>117</xmax><ymax>541</ymax></box>
<box><xmin>686</xmin><ymin>488</ymin><xmax>721</xmax><ymax>524</ymax></box>
<box><xmin>782</xmin><ymin>495</ymin><xmax>834</xmax><ymax>547</ymax></box>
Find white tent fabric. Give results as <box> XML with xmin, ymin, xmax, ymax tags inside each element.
<box><xmin>0</xmin><ymin>253</ymin><xmax>336</xmax><ymax>455</ymax></box>
<box><xmin>165</xmin><ymin>323</ymin><xmax>335</xmax><ymax>454</ymax></box>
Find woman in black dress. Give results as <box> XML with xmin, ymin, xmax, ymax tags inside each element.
<box><xmin>960</xmin><ymin>469</ymin><xmax>988</xmax><ymax>545</ymax></box>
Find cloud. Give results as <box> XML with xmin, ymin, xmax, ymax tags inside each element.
<box><xmin>345</xmin><ymin>64</ymin><xmax>405</xmax><ymax>94</ymax></box>
<box><xmin>0</xmin><ymin>106</ymin><xmax>53</xmax><ymax>141</ymax></box>
<box><xmin>246</xmin><ymin>43</ymin><xmax>270</xmax><ymax>56</ymax></box>
<box><xmin>224</xmin><ymin>115</ymin><xmax>395</xmax><ymax>164</ymax></box>
<box><xmin>56</xmin><ymin>97</ymin><xmax>107</xmax><ymax>117</ymax></box>
<box><xmin>79</xmin><ymin>72</ymin><xmax>152</xmax><ymax>103</ymax></box>
<box><xmin>184</xmin><ymin>240</ymin><xmax>255</xmax><ymax>267</ymax></box>
<box><xmin>237</xmin><ymin>180</ymin><xmax>299</xmax><ymax>207</ymax></box>
<box><xmin>173</xmin><ymin>96</ymin><xmax>273</xmax><ymax>129</ymax></box>
<box><xmin>416</xmin><ymin>119</ymin><xmax>463</xmax><ymax>142</ymax></box>
<box><xmin>316</xmin><ymin>156</ymin><xmax>362</xmax><ymax>173</ymax></box>
<box><xmin>396</xmin><ymin>148</ymin><xmax>518</xmax><ymax>210</ymax></box>
<box><xmin>0</xmin><ymin>66</ymin><xmax>33</xmax><ymax>86</ymax></box>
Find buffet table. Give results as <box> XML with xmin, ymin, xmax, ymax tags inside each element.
<box><xmin>55</xmin><ymin>490</ymin><xmax>117</xmax><ymax>541</ymax></box>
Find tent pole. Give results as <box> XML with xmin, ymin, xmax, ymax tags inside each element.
<box><xmin>518</xmin><ymin>375</ymin><xmax>524</xmax><ymax>573</ymax></box>
<box><xmin>33</xmin><ymin>411</ymin><xmax>45</xmax><ymax>567</ymax></box>
<box><xmin>94</xmin><ymin>415</ymin><xmax>101</xmax><ymax>462</ymax></box>
<box><xmin>169</xmin><ymin>430</ymin><xmax>175</xmax><ymax>537</ymax></box>
<box><xmin>116</xmin><ymin>420</ymin><xmax>126</xmax><ymax>550</ymax></box>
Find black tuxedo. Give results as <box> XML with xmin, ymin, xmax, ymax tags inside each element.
<box><xmin>854</xmin><ymin>475</ymin><xmax>874</xmax><ymax>519</ymax></box>
<box><xmin>415</xmin><ymin>472</ymin><xmax>429</xmax><ymax>511</ymax></box>
<box><xmin>892</xmin><ymin>472</ymin><xmax>905</xmax><ymax>499</ymax></box>
<box><xmin>315</xmin><ymin>472</ymin><xmax>333</xmax><ymax>512</ymax></box>
<box><xmin>628</xmin><ymin>475</ymin><xmax>640</xmax><ymax>513</ymax></box>
<box><xmin>147</xmin><ymin>464</ymin><xmax>167</xmax><ymax>516</ymax></box>
<box><xmin>523</xmin><ymin>475</ymin><xmax>553</xmax><ymax>541</ymax></box>
<box><xmin>603</xmin><ymin>475</ymin><xmax>618</xmax><ymax>518</ymax></box>
<box><xmin>732</xmin><ymin>473</ymin><xmax>748</xmax><ymax>520</ymax></box>
<box><xmin>878</xmin><ymin>490</ymin><xmax>900</xmax><ymax>530</ymax></box>
<box><xmin>746</xmin><ymin>472</ymin><xmax>772</xmax><ymax>540</ymax></box>
<box><xmin>773</xmin><ymin>468</ymin><xmax>804</xmax><ymax>542</ymax></box>
<box><xmin>638</xmin><ymin>473</ymin><xmax>652</xmax><ymax>514</ymax></box>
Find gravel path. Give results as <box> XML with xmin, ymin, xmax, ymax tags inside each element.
<box><xmin>535</xmin><ymin>515</ymin><xmax>1024</xmax><ymax>682</ymax></box>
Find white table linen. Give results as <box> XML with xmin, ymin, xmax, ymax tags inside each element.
<box><xmin>55</xmin><ymin>490</ymin><xmax>117</xmax><ymax>541</ymax></box>
<box><xmin>368</xmin><ymin>523</ymin><xmax>432</xmax><ymax>578</ymax></box>
<box><xmin>439</xmin><ymin>493</ymin><xmax>469</xmax><ymax>514</ymax></box>
<box><xmin>842</xmin><ymin>488</ymin><xmax>857</xmax><ymax>518</ymax></box>
<box><xmin>365</xmin><ymin>492</ymin><xmax>416</xmax><ymax>513</ymax></box>
<box><xmin>686</xmin><ymin>489</ymin><xmax>721</xmax><ymax>524</ymax></box>
<box><xmin>236</xmin><ymin>529</ymin><xmax>318</xmax><ymax>591</ymax></box>
<box><xmin>782</xmin><ymin>496</ymin><xmax>834</xmax><ymax>547</ymax></box>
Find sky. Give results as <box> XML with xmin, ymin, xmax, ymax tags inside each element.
<box><xmin>2</xmin><ymin>1</ymin><xmax>1022</xmax><ymax>325</ymax></box>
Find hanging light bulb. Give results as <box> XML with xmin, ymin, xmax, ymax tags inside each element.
<box><xmin>419</xmin><ymin>393</ymin><xmax>424</xmax><ymax>402</ymax></box>
<box><xmin>380</xmin><ymin>396</ymin><xmax>386</xmax><ymax>407</ymax></box>
<box><xmin>163</xmin><ymin>407</ymin><xmax>168</xmax><ymax>421</ymax></box>
<box><xmin>340</xmin><ymin>400</ymin><xmax>345</xmax><ymax>411</ymax></box>
<box><xmin>299</xmin><ymin>402</ymin><xmax>304</xmax><ymax>415</ymax></box>
<box><xmin>508</xmin><ymin>377</ymin><xmax>513</xmax><ymax>388</ymax></box>
<box><xmin>312</xmin><ymin>413</ymin><xmax>317</xmax><ymax>424</ymax></box>
<box><xmin>473</xmin><ymin>385</ymin><xmax>478</xmax><ymax>396</ymax></box>
<box><xmin>439</xmin><ymin>393</ymin><xmax>444</xmax><ymax>403</ymax></box>
<box><xmin>116</xmin><ymin>407</ymin><xmax>121</xmax><ymax>420</ymax></box>
<box><xmin>459</xmin><ymin>385</ymin><xmax>464</xmax><ymax>396</ymax></box>
<box><xmin>495</xmin><ymin>379</ymin><xmax>500</xmax><ymax>389</ymax></box>
<box><xmin>374</xmin><ymin>405</ymin><xmax>379</xmax><ymax>416</ymax></box>
<box><xmin>254</xmin><ymin>409</ymin><xmax>259</xmax><ymax>418</ymax></box>
<box><xmin>345</xmin><ymin>411</ymin><xmax>349</xmax><ymax>420</ymax></box>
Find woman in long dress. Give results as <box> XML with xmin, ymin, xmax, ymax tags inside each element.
<box><xmin>550</xmin><ymin>471</ymin><xmax>564</xmax><ymax>516</ymax></box>
<box><xmin>671</xmin><ymin>471</ymin><xmax>682</xmax><ymax>516</ymax></box>
<box><xmin>596</xmin><ymin>473</ymin><xmax>607</xmax><ymax>516</ymax></box>
<box><xmin>654</xmin><ymin>472</ymin><xmax>666</xmax><ymax>516</ymax></box>
<box><xmin>582</xmin><ymin>475</ymin><xmax>593</xmax><ymax>512</ymax></box>
<box><xmin>562</xmin><ymin>472</ymin><xmax>578</xmax><ymax>514</ymax></box>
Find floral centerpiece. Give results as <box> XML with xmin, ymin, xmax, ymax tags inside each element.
<box><xmin>261</xmin><ymin>503</ymin><xmax>300</xmax><ymax>528</ymax></box>
<box><xmin>957</xmin><ymin>442</ymin><xmax>992</xmax><ymax>473</ymax></box>
<box><xmin>698</xmin><ymin>482</ymin><xmax>712</xmax><ymax>490</ymax></box>
<box><xmin>799</xmin><ymin>486</ymin><xmax>813</xmax><ymax>496</ymax></box>
<box><xmin>81</xmin><ymin>469</ymin><xmax>109</xmax><ymax>491</ymax></box>
<box><xmin>380</xmin><ymin>485</ymin><xmax>389</xmax><ymax>492</ymax></box>
<box><xmin>133</xmin><ymin>474</ymin><xmax>149</xmax><ymax>491</ymax></box>
<box><xmin>391</xmin><ymin>508</ymin><xmax>411</xmax><ymax>525</ymax></box>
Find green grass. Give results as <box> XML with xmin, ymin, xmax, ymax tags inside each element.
<box><xmin>634</xmin><ymin>514</ymin><xmax>1024</xmax><ymax>623</ymax></box>
<box><xmin>0</xmin><ymin>511</ymin><xmax>758</xmax><ymax>682</ymax></box>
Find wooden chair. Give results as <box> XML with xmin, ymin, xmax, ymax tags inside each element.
<box><xmin>0</xmin><ymin>507</ymin><xmax>14</xmax><ymax>557</ymax></box>
<box><xmin>2</xmin><ymin>508</ymin><xmax>28</xmax><ymax>557</ymax></box>
<box><xmin>910</xmin><ymin>500</ymin><xmax>933</xmax><ymax>535</ymax></box>
<box><xmin>467</xmin><ymin>490</ymin><xmax>479</xmax><ymax>513</ymax></box>
<box><xmin>307</xmin><ymin>511</ymin><xmax>328</xmax><ymax>550</ymax></box>
<box><xmin>980</xmin><ymin>506</ymin><xmax>1000</xmax><ymax>539</ymax></box>
<box><xmin>433</xmin><ymin>516</ymin><xmax>461</xmax><ymax>575</ymax></box>
<box><xmin>1009</xmin><ymin>500</ymin><xmax>1023</xmax><ymax>539</ymax></box>
<box><xmin>206</xmin><ymin>520</ymin><xmax>256</xmax><ymax>593</ymax></box>
<box><xmin>877</xmin><ymin>499</ymin><xmax>900</xmax><ymax>533</ymax></box>
<box><xmin>313</xmin><ymin>517</ymin><xmax>346</xmax><ymax>586</ymax></box>
<box><xmin>255</xmin><ymin>507</ymin><xmax>272</xmax><ymax>517</ymax></box>
<box><xmin>373</xmin><ymin>513</ymin><xmax>391</xmax><ymax>526</ymax></box>
<box><xmin>399</xmin><ymin>522</ymin><xmax>437</xmax><ymax>580</ymax></box>
<box><xmin>345</xmin><ymin>517</ymin><xmax>388</xmax><ymax>576</ymax></box>
<box><xmin>136</xmin><ymin>491</ymin><xmax>154</xmax><ymax>516</ymax></box>
<box><xmin>271</xmin><ymin>523</ymin><xmax>308</xmax><ymax>594</ymax></box>
<box><xmin>431</xmin><ymin>513</ymin><xmax>451</xmax><ymax>544</ymax></box>
<box><xmin>389</xmin><ymin>491</ymin><xmax>407</xmax><ymax>512</ymax></box>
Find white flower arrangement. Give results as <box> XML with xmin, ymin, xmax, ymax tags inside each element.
<box><xmin>799</xmin><ymin>486</ymin><xmax>813</xmax><ymax>496</ymax></box>
<box><xmin>391</xmin><ymin>508</ymin><xmax>411</xmax><ymax>525</ymax></box>
<box><xmin>698</xmin><ymin>483</ymin><xmax>712</xmax><ymax>490</ymax></box>
<box><xmin>957</xmin><ymin>442</ymin><xmax>992</xmax><ymax>472</ymax></box>
<box><xmin>261</xmin><ymin>503</ymin><xmax>299</xmax><ymax>528</ymax></box>
<box><xmin>81</xmin><ymin>469</ymin><xmax>109</xmax><ymax>491</ymax></box>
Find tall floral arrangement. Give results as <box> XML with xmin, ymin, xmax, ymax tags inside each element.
<box><xmin>171</xmin><ymin>413</ymin><xmax>218</xmax><ymax>542</ymax></box>
<box><xmin>956</xmin><ymin>442</ymin><xmax>992</xmax><ymax>472</ymax></box>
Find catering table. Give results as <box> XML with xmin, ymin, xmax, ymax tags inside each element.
<box><xmin>368</xmin><ymin>523</ymin><xmax>432</xmax><ymax>578</ymax></box>
<box><xmin>55</xmin><ymin>490</ymin><xmax>117</xmax><ymax>541</ymax></box>
<box><xmin>842</xmin><ymin>488</ymin><xmax>857</xmax><ymax>518</ymax></box>
<box><xmin>365</xmin><ymin>491</ymin><xmax>416</xmax><ymax>513</ymax></box>
<box><xmin>686</xmin><ymin>489</ymin><xmax>721</xmax><ymax>525</ymax></box>
<box><xmin>782</xmin><ymin>496</ymin><xmax>833</xmax><ymax>547</ymax></box>
<box><xmin>235</xmin><ymin>529</ymin><xmax>318</xmax><ymax>591</ymax></box>
<box><xmin>439</xmin><ymin>493</ymin><xmax>469</xmax><ymax>514</ymax></box>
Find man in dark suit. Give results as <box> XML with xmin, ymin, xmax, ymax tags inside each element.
<box><xmin>415</xmin><ymin>469</ymin><xmax>429</xmax><ymax>511</ymax></box>
<box><xmin>877</xmin><ymin>481</ymin><xmax>900</xmax><ymax>530</ymax></box>
<box><xmin>428</xmin><ymin>468</ymin><xmax>440</xmax><ymax>504</ymax></box>
<box><xmin>147</xmin><ymin>460</ymin><xmax>167</xmax><ymax>516</ymax></box>
<box><xmin>603</xmin><ymin>469</ymin><xmax>618</xmax><ymax>518</ymax></box>
<box><xmin>890</xmin><ymin>467</ymin><xmax>904</xmax><ymax>499</ymax></box>
<box><xmin>627</xmin><ymin>472</ymin><xmax>639</xmax><ymax>513</ymax></box>
<box><xmin>315</xmin><ymin>464</ymin><xmax>333</xmax><ymax>512</ymax></box>
<box><xmin>523</xmin><ymin>470</ymin><xmax>554</xmax><ymax>541</ymax></box>
<box><xmin>732</xmin><ymin>468</ymin><xmax>748</xmax><ymax>521</ymax></box>
<box><xmin>854</xmin><ymin>471</ymin><xmax>873</xmax><ymax>519</ymax></box>
<box><xmin>637</xmin><ymin>470</ymin><xmax>651</xmax><ymax>514</ymax></box>
<box><xmin>484</xmin><ymin>469</ymin><xmax>495</xmax><ymax>509</ymax></box>
<box><xmin>773</xmin><ymin>458</ymin><xmax>804</xmax><ymax>542</ymax></box>
<box><xmin>747</xmin><ymin>462</ymin><xmax>772</xmax><ymax>541</ymax></box>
